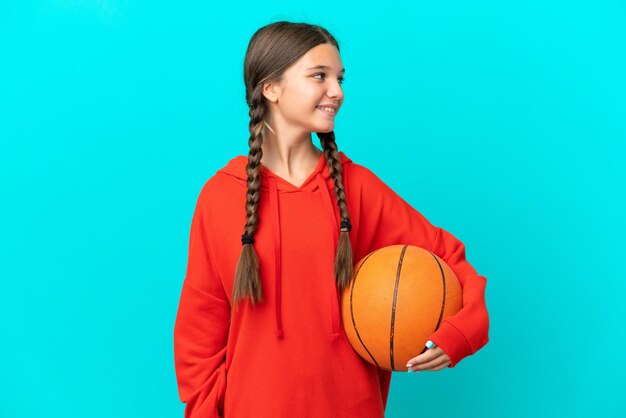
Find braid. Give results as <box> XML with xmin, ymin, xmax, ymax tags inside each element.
<box><xmin>232</xmin><ymin>87</ymin><xmax>267</xmax><ymax>311</ymax></box>
<box><xmin>317</xmin><ymin>131</ymin><xmax>354</xmax><ymax>291</ymax></box>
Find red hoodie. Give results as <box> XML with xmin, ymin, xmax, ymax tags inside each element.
<box><xmin>174</xmin><ymin>151</ymin><xmax>489</xmax><ymax>418</ymax></box>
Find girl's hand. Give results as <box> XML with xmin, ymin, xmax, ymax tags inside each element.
<box><xmin>405</xmin><ymin>341</ymin><xmax>450</xmax><ymax>373</ymax></box>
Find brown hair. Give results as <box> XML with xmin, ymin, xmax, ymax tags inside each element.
<box><xmin>233</xmin><ymin>21</ymin><xmax>352</xmax><ymax>311</ymax></box>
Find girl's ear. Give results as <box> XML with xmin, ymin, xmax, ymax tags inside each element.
<box><xmin>262</xmin><ymin>81</ymin><xmax>280</xmax><ymax>103</ymax></box>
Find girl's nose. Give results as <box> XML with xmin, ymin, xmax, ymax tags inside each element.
<box><xmin>327</xmin><ymin>86</ymin><xmax>343</xmax><ymax>101</ymax></box>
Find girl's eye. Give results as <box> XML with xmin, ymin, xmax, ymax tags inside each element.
<box><xmin>313</xmin><ymin>73</ymin><xmax>345</xmax><ymax>85</ymax></box>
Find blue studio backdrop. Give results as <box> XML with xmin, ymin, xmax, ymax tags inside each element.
<box><xmin>1</xmin><ymin>1</ymin><xmax>624</xmax><ymax>417</ymax></box>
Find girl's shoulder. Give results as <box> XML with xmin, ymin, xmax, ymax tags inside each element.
<box><xmin>344</xmin><ymin>159</ymin><xmax>387</xmax><ymax>190</ymax></box>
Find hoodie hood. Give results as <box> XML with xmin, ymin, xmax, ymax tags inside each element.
<box><xmin>216</xmin><ymin>151</ymin><xmax>353</xmax><ymax>341</ymax></box>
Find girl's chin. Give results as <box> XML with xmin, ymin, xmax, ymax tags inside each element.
<box><xmin>315</xmin><ymin>115</ymin><xmax>336</xmax><ymax>126</ymax></box>
<box><xmin>314</xmin><ymin>126</ymin><xmax>335</xmax><ymax>134</ymax></box>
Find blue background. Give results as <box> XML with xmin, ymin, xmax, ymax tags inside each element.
<box><xmin>1</xmin><ymin>1</ymin><xmax>624</xmax><ymax>417</ymax></box>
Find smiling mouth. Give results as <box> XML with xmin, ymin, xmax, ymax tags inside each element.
<box><xmin>316</xmin><ymin>106</ymin><xmax>337</xmax><ymax>116</ymax></box>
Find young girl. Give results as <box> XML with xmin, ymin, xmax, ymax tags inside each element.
<box><xmin>174</xmin><ymin>21</ymin><xmax>489</xmax><ymax>418</ymax></box>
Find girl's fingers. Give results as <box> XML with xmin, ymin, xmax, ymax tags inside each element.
<box><xmin>409</xmin><ymin>354</ymin><xmax>448</xmax><ymax>372</ymax></box>
<box><xmin>406</xmin><ymin>347</ymin><xmax>441</xmax><ymax>367</ymax></box>
<box><xmin>430</xmin><ymin>361</ymin><xmax>450</xmax><ymax>371</ymax></box>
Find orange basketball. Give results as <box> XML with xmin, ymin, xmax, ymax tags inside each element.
<box><xmin>341</xmin><ymin>244</ymin><xmax>463</xmax><ymax>372</ymax></box>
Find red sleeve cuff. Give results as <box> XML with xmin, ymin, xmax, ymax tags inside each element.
<box><xmin>428</xmin><ymin>320</ymin><xmax>473</xmax><ymax>368</ymax></box>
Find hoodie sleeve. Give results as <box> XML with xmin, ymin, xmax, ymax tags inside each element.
<box><xmin>351</xmin><ymin>165</ymin><xmax>489</xmax><ymax>368</ymax></box>
<box><xmin>174</xmin><ymin>186</ymin><xmax>230</xmax><ymax>417</ymax></box>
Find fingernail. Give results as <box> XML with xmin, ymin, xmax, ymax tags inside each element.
<box><xmin>406</xmin><ymin>364</ymin><xmax>413</xmax><ymax>368</ymax></box>
<box><xmin>425</xmin><ymin>340</ymin><xmax>434</xmax><ymax>349</ymax></box>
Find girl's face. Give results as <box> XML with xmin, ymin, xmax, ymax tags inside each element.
<box><xmin>263</xmin><ymin>43</ymin><xmax>345</xmax><ymax>135</ymax></box>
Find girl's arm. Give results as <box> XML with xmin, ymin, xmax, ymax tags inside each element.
<box><xmin>349</xmin><ymin>164</ymin><xmax>490</xmax><ymax>368</ymax></box>
<box><xmin>174</xmin><ymin>188</ymin><xmax>229</xmax><ymax>417</ymax></box>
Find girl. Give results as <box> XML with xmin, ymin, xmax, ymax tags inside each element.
<box><xmin>174</xmin><ymin>21</ymin><xmax>489</xmax><ymax>418</ymax></box>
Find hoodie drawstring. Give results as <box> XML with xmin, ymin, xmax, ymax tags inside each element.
<box><xmin>267</xmin><ymin>173</ymin><xmax>343</xmax><ymax>342</ymax></box>
<box><xmin>315</xmin><ymin>173</ymin><xmax>343</xmax><ymax>341</ymax></box>
<box><xmin>268</xmin><ymin>177</ymin><xmax>284</xmax><ymax>338</ymax></box>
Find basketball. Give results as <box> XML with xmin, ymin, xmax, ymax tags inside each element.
<box><xmin>341</xmin><ymin>244</ymin><xmax>463</xmax><ymax>372</ymax></box>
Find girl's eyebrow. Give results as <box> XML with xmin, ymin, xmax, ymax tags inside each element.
<box><xmin>306</xmin><ymin>65</ymin><xmax>346</xmax><ymax>74</ymax></box>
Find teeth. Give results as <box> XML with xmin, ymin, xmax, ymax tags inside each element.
<box><xmin>317</xmin><ymin>106</ymin><xmax>336</xmax><ymax>113</ymax></box>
